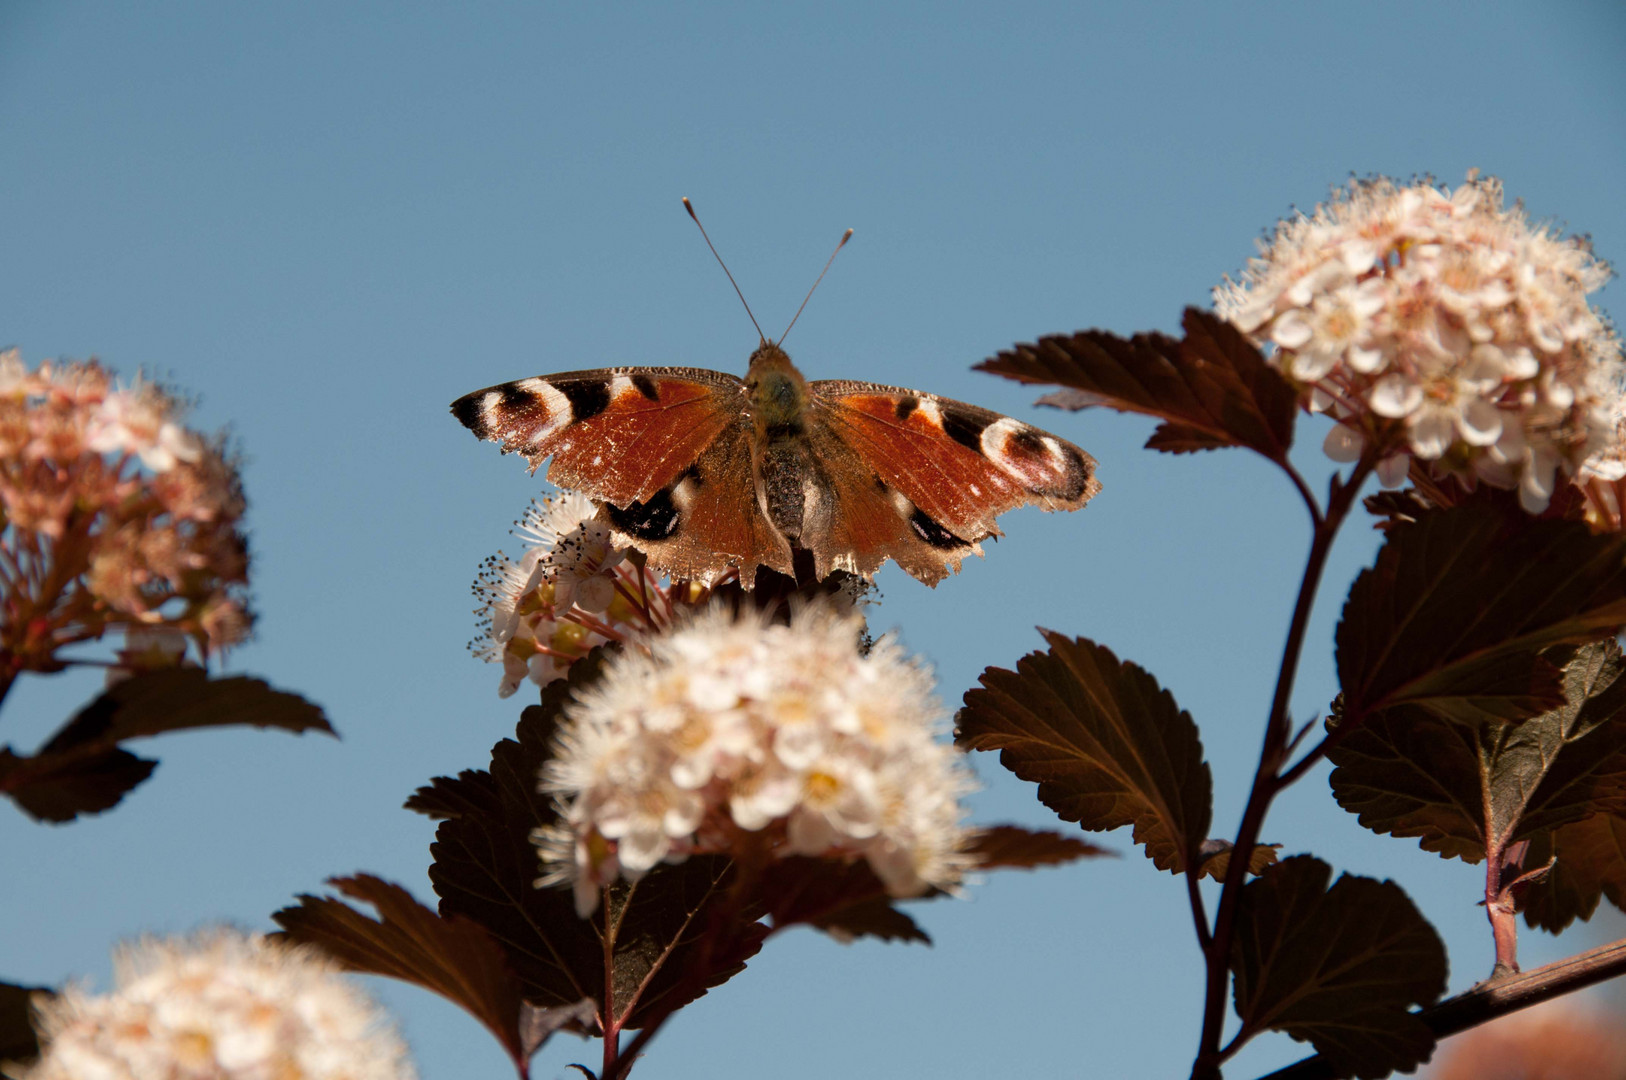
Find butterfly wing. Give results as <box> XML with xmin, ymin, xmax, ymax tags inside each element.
<box><xmin>794</xmin><ymin>421</ymin><xmax>982</xmax><ymax>585</ymax></box>
<box><xmin>595</xmin><ymin>418</ymin><xmax>794</xmax><ymax>588</ymax></box>
<box><xmin>806</xmin><ymin>381</ymin><xmax>1099</xmax><ymax>580</ymax></box>
<box><xmin>451</xmin><ymin>367</ymin><xmax>746</xmax><ymax>504</ymax></box>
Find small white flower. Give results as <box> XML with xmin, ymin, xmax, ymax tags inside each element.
<box><xmin>550</xmin><ymin>521</ymin><xmax>626</xmax><ymax>614</ymax></box>
<box><xmin>536</xmin><ymin>604</ymin><xmax>975</xmax><ymax>915</ymax></box>
<box><xmin>85</xmin><ymin>381</ymin><xmax>203</xmax><ymax>472</ymax></box>
<box><xmin>1215</xmin><ymin>174</ymin><xmax>1623</xmax><ymax>512</ymax></box>
<box><xmin>21</xmin><ymin>928</ymin><xmax>415</xmax><ymax>1080</ymax></box>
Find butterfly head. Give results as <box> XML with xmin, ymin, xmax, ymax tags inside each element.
<box><xmin>745</xmin><ymin>341</ymin><xmax>809</xmax><ymax>435</ymax></box>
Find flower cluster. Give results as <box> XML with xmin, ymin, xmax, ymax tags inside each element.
<box><xmin>470</xmin><ymin>490</ymin><xmax>688</xmax><ymax>697</ymax></box>
<box><xmin>0</xmin><ymin>351</ymin><xmax>251</xmax><ymax>678</ymax></box>
<box><xmin>20</xmin><ymin>928</ymin><xmax>415</xmax><ymax>1080</ymax></box>
<box><xmin>535</xmin><ymin>603</ymin><xmax>975</xmax><ymax>917</ymax></box>
<box><xmin>1214</xmin><ymin>175</ymin><xmax>1623</xmax><ymax>511</ymax></box>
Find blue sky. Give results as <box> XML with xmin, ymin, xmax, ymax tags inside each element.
<box><xmin>3</xmin><ymin>3</ymin><xmax>1625</xmax><ymax>1077</ymax></box>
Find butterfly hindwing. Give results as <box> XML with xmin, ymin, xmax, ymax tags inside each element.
<box><xmin>451</xmin><ymin>367</ymin><xmax>745</xmax><ymax>505</ymax></box>
<box><xmin>807</xmin><ymin>381</ymin><xmax>1100</xmax><ymax>541</ymax></box>
<box><xmin>799</xmin><ymin>422</ymin><xmax>983</xmax><ymax>585</ymax></box>
<box><xmin>596</xmin><ymin>421</ymin><xmax>794</xmax><ymax>587</ymax></box>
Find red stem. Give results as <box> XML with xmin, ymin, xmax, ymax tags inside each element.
<box><xmin>1190</xmin><ymin>462</ymin><xmax>1371</xmax><ymax>1080</ymax></box>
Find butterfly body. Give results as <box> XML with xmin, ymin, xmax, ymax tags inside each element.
<box><xmin>452</xmin><ymin>342</ymin><xmax>1099</xmax><ymax>588</ymax></box>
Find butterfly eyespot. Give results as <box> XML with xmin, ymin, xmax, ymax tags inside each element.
<box><xmin>909</xmin><ymin>508</ymin><xmax>968</xmax><ymax>551</ymax></box>
<box><xmin>605</xmin><ymin>490</ymin><xmax>682</xmax><ymax>541</ymax></box>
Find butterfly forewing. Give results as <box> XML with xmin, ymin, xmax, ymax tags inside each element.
<box><xmin>451</xmin><ymin>367</ymin><xmax>745</xmax><ymax>505</ymax></box>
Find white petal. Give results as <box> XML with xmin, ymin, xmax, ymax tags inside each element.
<box><xmin>1322</xmin><ymin>423</ymin><xmax>1364</xmax><ymax>463</ymax></box>
<box><xmin>663</xmin><ymin>790</ymin><xmax>704</xmax><ymax>836</ymax></box>
<box><xmin>1457</xmin><ymin>398</ymin><xmax>1504</xmax><ymax>446</ymax></box>
<box><xmin>1505</xmin><ymin>347</ymin><xmax>1540</xmax><ymax>380</ymax></box>
<box><xmin>1270</xmin><ymin>309</ymin><xmax>1314</xmax><ymax>350</ymax></box>
<box><xmin>1376</xmin><ymin>453</ymin><xmax>1411</xmax><ymax>488</ymax></box>
<box><xmin>572</xmin><ymin>573</ymin><xmax>616</xmax><ymax>614</ymax></box>
<box><xmin>616</xmin><ymin>828</ymin><xmax>669</xmax><ymax>873</ymax></box>
<box><xmin>1369</xmin><ymin>375</ymin><xmax>1423</xmax><ymax>418</ymax></box>
<box><xmin>1347</xmin><ymin>344</ymin><xmax>1386</xmax><ymax>374</ymax></box>
<box><xmin>1409</xmin><ymin>409</ymin><xmax>1456</xmax><ymax>460</ymax></box>
<box><xmin>1289</xmin><ymin>347</ymin><xmax>1339</xmax><ymax>381</ymax></box>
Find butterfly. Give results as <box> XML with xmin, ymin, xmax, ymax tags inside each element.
<box><xmin>451</xmin><ymin>339</ymin><xmax>1100</xmax><ymax>589</ymax></box>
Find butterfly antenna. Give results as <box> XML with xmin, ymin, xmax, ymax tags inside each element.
<box><xmin>780</xmin><ymin>227</ymin><xmax>853</xmax><ymax>346</ymax></box>
<box><xmin>683</xmin><ymin>197</ymin><xmax>766</xmax><ymax>343</ymax></box>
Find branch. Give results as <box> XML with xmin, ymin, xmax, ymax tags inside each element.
<box><xmin>1253</xmin><ymin>936</ymin><xmax>1626</xmax><ymax>1079</ymax></box>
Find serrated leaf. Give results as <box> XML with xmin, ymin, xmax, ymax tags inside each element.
<box><xmin>0</xmin><ymin>745</ymin><xmax>157</xmax><ymax>823</ymax></box>
<box><xmin>1328</xmin><ymin>641</ymin><xmax>1626</xmax><ymax>863</ymax></box>
<box><xmin>757</xmin><ymin>857</ymin><xmax>929</xmax><ymax>943</ymax></box>
<box><xmin>813</xmin><ymin>898</ymin><xmax>930</xmax><ymax>945</ymax></box>
<box><xmin>977</xmin><ymin>308</ymin><xmax>1297</xmax><ymax>463</ymax></box>
<box><xmin>273</xmin><ymin>874</ymin><xmax>534</xmax><ymax>1068</ymax></box>
<box><xmin>964</xmin><ymin>824</ymin><xmax>1114</xmax><ymax>869</ymax></box>
<box><xmin>420</xmin><ymin>654</ymin><xmax>767</xmax><ymax>1031</ymax></box>
<box><xmin>1196</xmin><ymin>839</ymin><xmax>1281</xmax><ymax>881</ymax></box>
<box><xmin>957</xmin><ymin>633</ymin><xmax>1211</xmax><ymax>873</ymax></box>
<box><xmin>0</xmin><ymin>980</ymin><xmax>48</xmax><ymax>1062</ymax></box>
<box><xmin>1336</xmin><ymin>502</ymin><xmax>1626</xmax><ymax>726</ymax></box>
<box><xmin>1230</xmin><ymin>856</ymin><xmax>1447</xmax><ymax>1078</ymax></box>
<box><xmin>1</xmin><ymin>670</ymin><xmax>331</xmax><ymax>823</ymax></box>
<box><xmin>1521</xmin><ymin>815</ymin><xmax>1626</xmax><ymax>933</ymax></box>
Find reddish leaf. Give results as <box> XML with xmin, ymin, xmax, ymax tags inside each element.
<box><xmin>957</xmin><ymin>633</ymin><xmax>1212</xmax><ymax>873</ymax></box>
<box><xmin>977</xmin><ymin>308</ymin><xmax>1297</xmax><ymax>463</ymax></box>
<box><xmin>1</xmin><ymin>670</ymin><xmax>329</xmax><ymax>823</ymax></box>
<box><xmin>1230</xmin><ymin>857</ymin><xmax>1447</xmax><ymax>1078</ymax></box>
<box><xmin>1195</xmin><ymin>839</ymin><xmax>1281</xmax><ymax>881</ymax></box>
<box><xmin>1328</xmin><ymin>642</ymin><xmax>1626</xmax><ymax>863</ymax></box>
<box><xmin>273</xmin><ymin>874</ymin><xmax>535</xmax><ymax>1069</ymax></box>
<box><xmin>0</xmin><ymin>980</ymin><xmax>48</xmax><ymax>1063</ymax></box>
<box><xmin>964</xmin><ymin>824</ymin><xmax>1114</xmax><ymax>869</ymax></box>
<box><xmin>1521</xmin><ymin>815</ymin><xmax>1626</xmax><ymax>933</ymax></box>
<box><xmin>758</xmin><ymin>857</ymin><xmax>929</xmax><ymax>943</ymax></box>
<box><xmin>1337</xmin><ymin>502</ymin><xmax>1626</xmax><ymax>727</ymax></box>
<box><xmin>418</xmin><ymin>653</ymin><xmax>767</xmax><ymax>1031</ymax></box>
<box><xmin>0</xmin><ymin>746</ymin><xmax>156</xmax><ymax>823</ymax></box>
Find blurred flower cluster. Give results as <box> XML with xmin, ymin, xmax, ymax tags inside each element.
<box><xmin>1214</xmin><ymin>174</ymin><xmax>1623</xmax><ymax>512</ymax></box>
<box><xmin>18</xmin><ymin>928</ymin><xmax>415</xmax><ymax>1080</ymax></box>
<box><xmin>0</xmin><ymin>350</ymin><xmax>251</xmax><ymax>685</ymax></box>
<box><xmin>534</xmin><ymin>603</ymin><xmax>975</xmax><ymax>917</ymax></box>
<box><xmin>1424</xmin><ymin>999</ymin><xmax>1626</xmax><ymax>1080</ymax></box>
<box><xmin>470</xmin><ymin>490</ymin><xmax>703</xmax><ymax>697</ymax></box>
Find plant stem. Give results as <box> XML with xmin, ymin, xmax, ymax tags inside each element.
<box><xmin>1190</xmin><ymin>463</ymin><xmax>1371</xmax><ymax>1080</ymax></box>
<box><xmin>1252</xmin><ymin>934</ymin><xmax>1626</xmax><ymax>1079</ymax></box>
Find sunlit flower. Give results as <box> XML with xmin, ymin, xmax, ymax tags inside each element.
<box><xmin>534</xmin><ymin>603</ymin><xmax>975</xmax><ymax>917</ymax></box>
<box><xmin>0</xmin><ymin>351</ymin><xmax>251</xmax><ymax>680</ymax></box>
<box><xmin>469</xmin><ymin>491</ymin><xmax>678</xmax><ymax>696</ymax></box>
<box><xmin>1215</xmin><ymin>174</ymin><xmax>1623</xmax><ymax>512</ymax></box>
<box><xmin>19</xmin><ymin>928</ymin><xmax>415</xmax><ymax>1080</ymax></box>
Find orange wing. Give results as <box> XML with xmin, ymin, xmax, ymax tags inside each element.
<box><xmin>808</xmin><ymin>380</ymin><xmax>1099</xmax><ymax>541</ymax></box>
<box><xmin>596</xmin><ymin>421</ymin><xmax>794</xmax><ymax>588</ymax></box>
<box><xmin>451</xmin><ymin>367</ymin><xmax>745</xmax><ymax>505</ymax></box>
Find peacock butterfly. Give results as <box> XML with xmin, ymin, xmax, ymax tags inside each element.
<box><xmin>452</xmin><ymin>205</ymin><xmax>1099</xmax><ymax>588</ymax></box>
<box><xmin>451</xmin><ymin>341</ymin><xmax>1099</xmax><ymax>588</ymax></box>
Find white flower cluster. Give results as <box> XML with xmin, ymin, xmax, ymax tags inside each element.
<box><xmin>19</xmin><ymin>929</ymin><xmax>415</xmax><ymax>1080</ymax></box>
<box><xmin>1214</xmin><ymin>175</ymin><xmax>1623</xmax><ymax>511</ymax></box>
<box><xmin>471</xmin><ymin>490</ymin><xmax>641</xmax><ymax>696</ymax></box>
<box><xmin>535</xmin><ymin>604</ymin><xmax>975</xmax><ymax>918</ymax></box>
